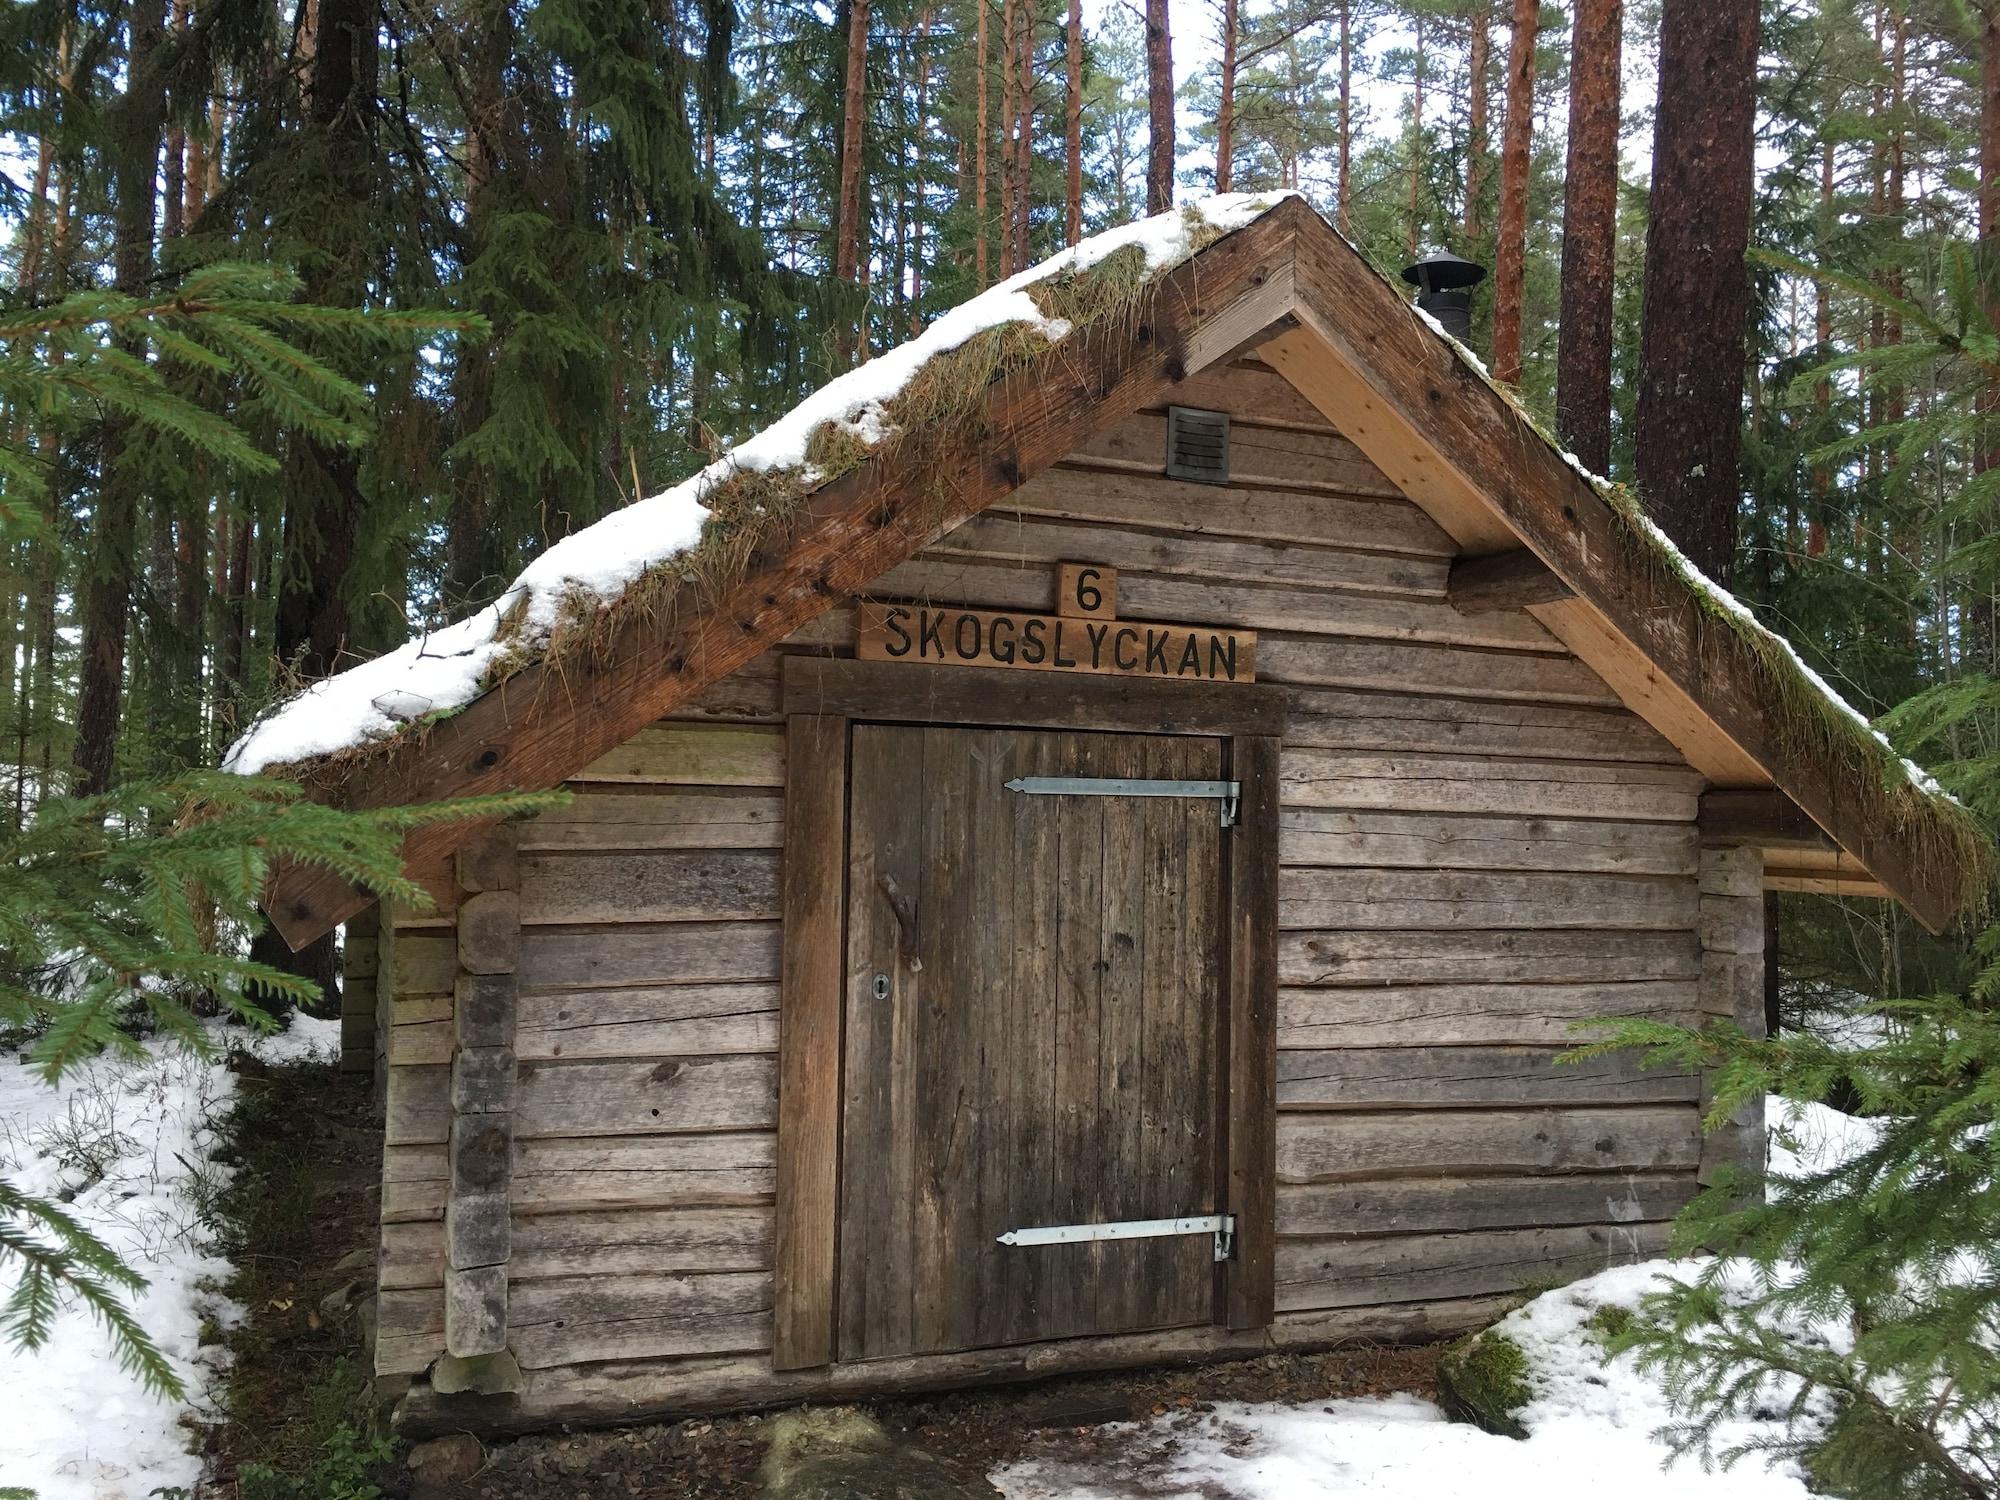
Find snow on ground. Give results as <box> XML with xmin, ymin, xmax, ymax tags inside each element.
<box><xmin>0</xmin><ymin>1015</ymin><xmax>338</xmax><ymax>1500</ymax></box>
<box><xmin>222</xmin><ymin>192</ymin><xmax>1296</xmax><ymax>778</ymax></box>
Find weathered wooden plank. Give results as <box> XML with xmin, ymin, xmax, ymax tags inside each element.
<box><xmin>455</xmin><ymin>824</ymin><xmax>520</xmax><ymax>894</ymax></box>
<box><xmin>518</xmin><ymin>921</ymin><xmax>782</xmax><ymax>989</ymax></box>
<box><xmin>1074</xmin><ymin>410</ymin><xmax>1402</xmax><ymax>495</ymax></box>
<box><xmin>1279</xmin><ymin>749</ymin><xmax>1703</xmax><ymax>821</ymax></box>
<box><xmin>509</xmin><ymin>1272</ymin><xmax>773</xmax><ymax>1370</ymax></box>
<box><xmin>1278</xmin><ymin>929</ymin><xmax>1702</xmax><ymax>986</ymax></box>
<box><xmin>1255</xmin><ymin>635</ymin><xmax>1620</xmax><ymax>705</ymax></box>
<box><xmin>517</xmin><ymin>850</ymin><xmax>781</xmax><ymax>925</ymax></box>
<box><xmin>1275</xmin><ymin>1220</ymin><xmax>1674</xmax><ymax>1312</ymax></box>
<box><xmin>773</xmin><ymin>713</ymin><xmax>848</xmax><ymax>1370</ymax></box>
<box><xmin>512</xmin><ymin>1055</ymin><xmax>778</xmax><ymax>1139</ymax></box>
<box><xmin>1277</xmin><ymin>1106</ymin><xmax>1702</xmax><ymax>1183</ymax></box>
<box><xmin>1274</xmin><ymin>1045</ymin><xmax>1698</xmax><ymax>1109</ymax></box>
<box><xmin>575</xmin><ymin>724</ymin><xmax>785</xmax><ymax>787</ymax></box>
<box><xmin>928</xmin><ymin>511</ymin><xmax>1452</xmax><ymax>597</ymax></box>
<box><xmin>1448</xmin><ymin>550</ymin><xmax>1575</xmax><ymax>613</ymax></box>
<box><xmin>383</xmin><ymin>1133</ymin><xmax>779</xmax><ymax>1221</ymax></box>
<box><xmin>779</xmin><ymin>656</ymin><xmax>1291</xmax><ymax>736</ymax></box>
<box><xmin>507</xmin><ymin>1205</ymin><xmax>773</xmax><ymax>1278</ymax></box>
<box><xmin>1276</xmin><ymin>980</ymin><xmax>1701</xmax><ymax>1048</ymax></box>
<box><xmin>392</xmin><ymin>933</ymin><xmax>457</xmax><ymax>995</ymax></box>
<box><xmin>1010</xmin><ymin>464</ymin><xmax>1450</xmax><ymax>553</ymax></box>
<box><xmin>1277</xmin><ymin>868</ymin><xmax>1699</xmax><ymax>932</ymax></box>
<box><xmin>1698</xmin><ymin>788</ymin><xmax>1834</xmax><ymax>850</ymax></box>
<box><xmin>517</xmin><ymin>791</ymin><xmax>783</xmax><ymax>851</ymax></box>
<box><xmin>395</xmin><ymin>1293</ymin><xmax>1527</xmax><ymax>1437</ymax></box>
<box><xmin>385</xmin><ymin>1063</ymin><xmax>453</xmax><ymax>1146</ymax></box>
<box><xmin>869</xmin><ymin>555</ymin><xmax>1563</xmax><ymax>654</ymax></box>
<box><xmin>1151</xmin><ymin>361</ymin><xmax>1358</xmax><ymax>430</ymax></box>
<box><xmin>514</xmin><ymin>983</ymin><xmax>778</xmax><ymax>1061</ymax></box>
<box><xmin>1281</xmin><ymin>687</ymin><xmax>1679</xmax><ymax>763</ymax></box>
<box><xmin>1276</xmin><ymin>1172</ymin><xmax>1697</xmax><ymax>1237</ymax></box>
<box><xmin>390</xmin><ymin>1019</ymin><xmax>454</xmax><ymax>1066</ymax></box>
<box><xmin>667</xmin><ymin>653</ymin><xmax>785</xmax><ymax>723</ymax></box>
<box><xmin>1280</xmin><ymin>809</ymin><xmax>1699</xmax><ymax>876</ymax></box>
<box><xmin>1227</xmin><ymin>733</ymin><xmax>1280</xmax><ymax>1330</ymax></box>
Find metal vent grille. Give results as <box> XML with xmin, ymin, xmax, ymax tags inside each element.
<box><xmin>1165</xmin><ymin>406</ymin><xmax>1230</xmax><ymax>484</ymax></box>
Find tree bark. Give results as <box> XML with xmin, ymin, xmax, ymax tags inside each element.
<box><xmin>1554</xmin><ymin>0</ymin><xmax>1621</xmax><ymax>472</ymax></box>
<box><xmin>1490</xmin><ymin>0</ymin><xmax>1537</xmax><ymax>386</ymax></box>
<box><xmin>999</xmin><ymin>0</ymin><xmax>1017</xmax><ymax>274</ymax></box>
<box><xmin>1013</xmin><ymin>0</ymin><xmax>1032</xmax><ymax>267</ymax></box>
<box><xmin>835</xmin><ymin>0</ymin><xmax>870</xmax><ymax>295</ymax></box>
<box><xmin>1216</xmin><ymin>0</ymin><xmax>1238</xmax><ymax>193</ymax></box>
<box><xmin>1464</xmin><ymin>0</ymin><xmax>1490</xmax><ymax>238</ymax></box>
<box><xmin>1065</xmin><ymin>0</ymin><xmax>1082</xmax><ymax>243</ymax></box>
<box><xmin>976</xmin><ymin>0</ymin><xmax>990</xmax><ymax>286</ymax></box>
<box><xmin>72</xmin><ymin>0</ymin><xmax>167</xmax><ymax>796</ymax></box>
<box><xmin>1633</xmin><ymin>0</ymin><xmax>1759</xmax><ymax>583</ymax></box>
<box><xmin>1145</xmin><ymin>0</ymin><xmax>1174</xmax><ymax>212</ymax></box>
<box><xmin>912</xmin><ymin>6</ymin><xmax>930</xmax><ymax>330</ymax></box>
<box><xmin>1406</xmin><ymin>17</ymin><xmax>1425</xmax><ymax>260</ymax></box>
<box><xmin>1336</xmin><ymin>0</ymin><xmax>1352</xmax><ymax>231</ymax></box>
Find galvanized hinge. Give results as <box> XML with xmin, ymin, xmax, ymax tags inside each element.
<box><xmin>997</xmin><ymin>1214</ymin><xmax>1236</xmax><ymax>1262</ymax></box>
<box><xmin>1004</xmin><ymin>776</ymin><xmax>1242</xmax><ymax>827</ymax></box>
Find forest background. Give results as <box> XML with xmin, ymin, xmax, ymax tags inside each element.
<box><xmin>0</xmin><ymin>0</ymin><xmax>1995</xmax><ymax>1014</ymax></box>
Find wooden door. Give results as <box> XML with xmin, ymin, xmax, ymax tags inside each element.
<box><xmin>836</xmin><ymin>724</ymin><xmax>1227</xmax><ymax>1361</ymax></box>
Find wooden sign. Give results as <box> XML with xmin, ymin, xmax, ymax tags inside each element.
<box><xmin>855</xmin><ymin>564</ymin><xmax>1257</xmax><ymax>683</ymax></box>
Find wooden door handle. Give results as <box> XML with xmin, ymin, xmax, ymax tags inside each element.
<box><xmin>876</xmin><ymin>872</ymin><xmax>923</xmax><ymax>973</ymax></box>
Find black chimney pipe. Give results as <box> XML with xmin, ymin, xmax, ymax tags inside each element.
<box><xmin>1401</xmin><ymin>250</ymin><xmax>1487</xmax><ymax>343</ymax></box>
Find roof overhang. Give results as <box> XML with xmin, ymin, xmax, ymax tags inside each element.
<box><xmin>256</xmin><ymin>195</ymin><xmax>1984</xmax><ymax>946</ymax></box>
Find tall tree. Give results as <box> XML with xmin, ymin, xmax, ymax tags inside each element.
<box><xmin>977</xmin><ymin>0</ymin><xmax>992</xmax><ymax>284</ymax></box>
<box><xmin>1554</xmin><ymin>0</ymin><xmax>1622</xmax><ymax>471</ymax></box>
<box><xmin>1336</xmin><ymin>0</ymin><xmax>1354</xmax><ymax>229</ymax></box>
<box><xmin>1146</xmin><ymin>0</ymin><xmax>1174</xmax><ymax>211</ymax></box>
<box><xmin>1464</xmin><ymin>0</ymin><xmax>1490</xmax><ymax>238</ymax></box>
<box><xmin>1634</xmin><ymin>0</ymin><xmax>1760</xmax><ymax>580</ymax></box>
<box><xmin>1065</xmin><ymin>0</ymin><xmax>1083</xmax><ymax>241</ymax></box>
<box><xmin>71</xmin><ymin>0</ymin><xmax>168</xmax><ymax>796</ymax></box>
<box><xmin>1490</xmin><ymin>0</ymin><xmax>1537</xmax><ymax>385</ymax></box>
<box><xmin>836</xmin><ymin>0</ymin><xmax>871</xmax><ymax>302</ymax></box>
<box><xmin>1216</xmin><ymin>0</ymin><xmax>1240</xmax><ymax>192</ymax></box>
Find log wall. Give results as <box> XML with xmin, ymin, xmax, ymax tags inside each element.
<box><xmin>376</xmin><ymin>358</ymin><xmax>1722</xmax><ymax>1427</ymax></box>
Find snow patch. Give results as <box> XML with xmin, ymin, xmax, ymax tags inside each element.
<box><xmin>0</xmin><ymin>1015</ymin><xmax>338</xmax><ymax>1500</ymax></box>
<box><xmin>223</xmin><ymin>193</ymin><xmax>1297</xmax><ymax>778</ymax></box>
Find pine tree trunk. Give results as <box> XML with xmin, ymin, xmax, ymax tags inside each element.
<box><xmin>1812</xmin><ymin>137</ymin><xmax>1833</xmax><ymax>520</ymax></box>
<box><xmin>1406</xmin><ymin>18</ymin><xmax>1425</xmax><ymax>260</ymax></box>
<box><xmin>976</xmin><ymin>0</ymin><xmax>990</xmax><ymax>286</ymax></box>
<box><xmin>1337</xmin><ymin>0</ymin><xmax>1352</xmax><ymax>231</ymax></box>
<box><xmin>1464</xmin><ymin>0</ymin><xmax>1489</xmax><ymax>238</ymax></box>
<box><xmin>1490</xmin><ymin>0</ymin><xmax>1537</xmax><ymax>386</ymax></box>
<box><xmin>1216</xmin><ymin>0</ymin><xmax>1237</xmax><ymax>193</ymax></box>
<box><xmin>1554</xmin><ymin>0</ymin><xmax>1621</xmax><ymax>472</ymax></box>
<box><xmin>912</xmin><ymin>5</ymin><xmax>930</xmax><ymax>330</ymax></box>
<box><xmin>1013</xmin><ymin>0</ymin><xmax>1032</xmax><ymax>266</ymax></box>
<box><xmin>1145</xmin><ymin>0</ymin><xmax>1174</xmax><ymax>212</ymax></box>
<box><xmin>1633</xmin><ymin>0</ymin><xmax>1759</xmax><ymax>583</ymax></box>
<box><xmin>1064</xmin><ymin>0</ymin><xmax>1082</xmax><ymax>243</ymax></box>
<box><xmin>999</xmin><ymin>0</ymin><xmax>1017</xmax><ymax>275</ymax></box>
<box><xmin>72</xmin><ymin>0</ymin><xmax>168</xmax><ymax>796</ymax></box>
<box><xmin>835</xmin><ymin>0</ymin><xmax>870</xmax><ymax>303</ymax></box>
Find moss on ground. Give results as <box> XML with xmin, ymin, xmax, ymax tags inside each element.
<box><xmin>1436</xmin><ymin>1330</ymin><xmax>1534</xmax><ymax>1441</ymax></box>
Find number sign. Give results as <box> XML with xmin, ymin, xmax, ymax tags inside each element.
<box><xmin>855</xmin><ymin>564</ymin><xmax>1257</xmax><ymax>683</ymax></box>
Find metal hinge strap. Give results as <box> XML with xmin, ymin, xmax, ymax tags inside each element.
<box><xmin>1004</xmin><ymin>776</ymin><xmax>1242</xmax><ymax>826</ymax></box>
<box><xmin>996</xmin><ymin>1214</ymin><xmax>1236</xmax><ymax>1262</ymax></box>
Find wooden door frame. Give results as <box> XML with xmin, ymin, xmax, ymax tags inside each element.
<box><xmin>772</xmin><ymin>657</ymin><xmax>1285</xmax><ymax>1370</ymax></box>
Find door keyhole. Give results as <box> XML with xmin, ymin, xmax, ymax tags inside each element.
<box><xmin>871</xmin><ymin>972</ymin><xmax>891</xmax><ymax>1001</ymax></box>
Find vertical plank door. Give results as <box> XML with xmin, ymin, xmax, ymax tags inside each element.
<box><xmin>837</xmin><ymin>724</ymin><xmax>1226</xmax><ymax>1361</ymax></box>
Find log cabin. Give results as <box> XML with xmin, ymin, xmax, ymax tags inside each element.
<box><xmin>230</xmin><ymin>192</ymin><xmax>1990</xmax><ymax>1435</ymax></box>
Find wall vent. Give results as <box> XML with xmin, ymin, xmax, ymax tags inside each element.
<box><xmin>1165</xmin><ymin>406</ymin><xmax>1230</xmax><ymax>485</ymax></box>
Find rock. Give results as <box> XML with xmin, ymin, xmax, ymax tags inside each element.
<box><xmin>406</xmin><ymin>1433</ymin><xmax>484</xmax><ymax>1485</ymax></box>
<box><xmin>430</xmin><ymin>1349</ymin><xmax>524</xmax><ymax>1397</ymax></box>
<box><xmin>334</xmin><ymin>1246</ymin><xmax>378</xmax><ymax>1274</ymax></box>
<box><xmin>320</xmin><ymin>1279</ymin><xmax>362</xmax><ymax>1317</ymax></box>
<box><xmin>1435</xmin><ymin>1329</ymin><xmax>1533</xmax><ymax>1441</ymax></box>
<box><xmin>761</xmin><ymin>1407</ymin><xmax>999</xmax><ymax>1499</ymax></box>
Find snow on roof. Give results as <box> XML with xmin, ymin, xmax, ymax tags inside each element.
<box><xmin>223</xmin><ymin>192</ymin><xmax>1298</xmax><ymax>777</ymax></box>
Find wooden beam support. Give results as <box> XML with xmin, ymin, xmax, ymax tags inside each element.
<box><xmin>1446</xmin><ymin>550</ymin><xmax>1575</xmax><ymax>614</ymax></box>
<box><xmin>262</xmin><ymin>202</ymin><xmax>1310</xmax><ymax>950</ymax></box>
<box><xmin>1698</xmin><ymin>789</ymin><xmax>1833</xmax><ymax>850</ymax></box>
<box><xmin>1698</xmin><ymin>847</ymin><xmax>1766</xmax><ymax>1192</ymax></box>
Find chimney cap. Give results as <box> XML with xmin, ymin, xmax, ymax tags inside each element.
<box><xmin>1401</xmin><ymin>250</ymin><xmax>1487</xmax><ymax>293</ymax></box>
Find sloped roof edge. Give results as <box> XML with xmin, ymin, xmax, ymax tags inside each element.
<box><xmin>245</xmin><ymin>194</ymin><xmax>1988</xmax><ymax>946</ymax></box>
